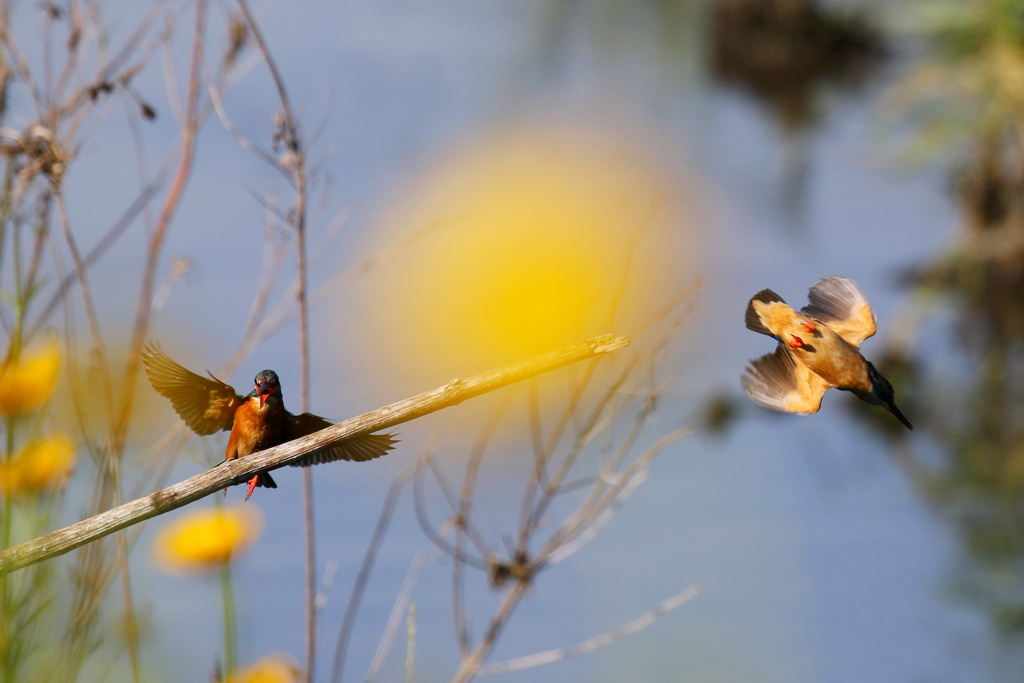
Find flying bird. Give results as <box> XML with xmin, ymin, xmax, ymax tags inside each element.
<box><xmin>143</xmin><ymin>344</ymin><xmax>397</xmax><ymax>498</ymax></box>
<box><xmin>742</xmin><ymin>276</ymin><xmax>912</xmax><ymax>429</ymax></box>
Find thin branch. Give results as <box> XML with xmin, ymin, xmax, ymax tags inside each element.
<box><xmin>55</xmin><ymin>189</ymin><xmax>142</xmax><ymax>683</ymax></box>
<box><xmin>537</xmin><ymin>427</ymin><xmax>689</xmax><ymax>568</ymax></box>
<box><xmin>207</xmin><ymin>81</ymin><xmax>279</xmax><ymax>168</ymax></box>
<box><xmin>240</xmin><ymin>194</ymin><xmax>292</xmax><ymax>344</ymax></box>
<box><xmin>476</xmin><ymin>585</ymin><xmax>700</xmax><ymax>675</ymax></box>
<box><xmin>546</xmin><ymin>428</ymin><xmax>692</xmax><ymax>566</ymax></box>
<box><xmin>0</xmin><ymin>334</ymin><xmax>623</xmax><ymax>577</ymax></box>
<box><xmin>523</xmin><ymin>360</ymin><xmax>635</xmax><ymax>538</ymax></box>
<box><xmin>453</xmin><ymin>393</ymin><xmax>515</xmax><ymax>656</ymax></box>
<box><xmin>27</xmin><ymin>148</ymin><xmax>173</xmax><ymax>339</ymax></box>
<box><xmin>426</xmin><ymin>456</ymin><xmax>462</xmax><ymax>515</ymax></box>
<box><xmin>223</xmin><ymin>214</ymin><xmax>453</xmax><ymax>376</ymax></box>
<box><xmin>0</xmin><ymin>334</ymin><xmax>627</xmax><ymax>577</ymax></box>
<box><xmin>445</xmin><ymin>389</ymin><xmax>687</xmax><ymax>683</ymax></box>
<box><xmin>628</xmin><ymin>277</ymin><xmax>701</xmax><ymax>340</ymax></box>
<box><xmin>112</xmin><ymin>0</ymin><xmax>207</xmax><ymax>461</ymax></box>
<box><xmin>412</xmin><ymin>463</ymin><xmax>489</xmax><ymax>571</ymax></box>
<box><xmin>330</xmin><ymin>453</ymin><xmax>425</xmax><ymax>683</ymax></box>
<box><xmin>231</xmin><ymin>2</ymin><xmax>314</xmax><ymax>676</ymax></box>
<box><xmin>234</xmin><ymin>0</ymin><xmax>295</xmax><ymax>137</ymax></box>
<box><xmin>606</xmin><ymin>195</ymin><xmax>664</xmax><ymax>332</ymax></box>
<box><xmin>449</xmin><ymin>582</ymin><xmax>529</xmax><ymax>683</ymax></box>
<box><xmin>365</xmin><ymin>551</ymin><xmax>427</xmax><ymax>683</ymax></box>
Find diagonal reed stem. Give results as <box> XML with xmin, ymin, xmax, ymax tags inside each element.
<box><xmin>0</xmin><ymin>334</ymin><xmax>630</xmax><ymax>577</ymax></box>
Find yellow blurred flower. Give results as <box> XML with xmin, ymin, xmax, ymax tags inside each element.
<box><xmin>226</xmin><ymin>655</ymin><xmax>301</xmax><ymax>683</ymax></box>
<box><xmin>0</xmin><ymin>342</ymin><xmax>61</xmax><ymax>415</ymax></box>
<box><xmin>361</xmin><ymin>127</ymin><xmax>691</xmax><ymax>380</ymax></box>
<box><xmin>0</xmin><ymin>434</ymin><xmax>75</xmax><ymax>496</ymax></box>
<box><xmin>153</xmin><ymin>504</ymin><xmax>263</xmax><ymax>573</ymax></box>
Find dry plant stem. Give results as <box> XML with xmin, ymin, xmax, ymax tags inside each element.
<box><xmin>298</xmin><ymin>215</ymin><xmax>316</xmax><ymax>680</ymax></box>
<box><xmin>235</xmin><ymin>0</ymin><xmax>296</xmax><ymax>137</ymax></box>
<box><xmin>0</xmin><ymin>334</ymin><xmax>629</xmax><ymax>573</ymax></box>
<box><xmin>539</xmin><ymin>427</ymin><xmax>691</xmax><ymax>567</ymax></box>
<box><xmin>0</xmin><ymin>186</ymin><xmax>53</xmax><ymax>682</ymax></box>
<box><xmin>406</xmin><ymin>603</ymin><xmax>417</xmax><ymax>683</ymax></box>
<box><xmin>240</xmin><ymin>199</ymin><xmax>291</xmax><ymax>341</ymax></box>
<box><xmin>48</xmin><ymin>7</ymin><xmax>210</xmax><ymax>662</ymax></box>
<box><xmin>476</xmin><ymin>585</ymin><xmax>701</xmax><ymax>675</ymax></box>
<box><xmin>220</xmin><ymin>215</ymin><xmax>450</xmax><ymax>379</ymax></box>
<box><xmin>521</xmin><ymin>361</ymin><xmax>635</xmax><ymax>544</ymax></box>
<box><xmin>30</xmin><ymin>52</ymin><xmax>237</xmax><ymax>340</ymax></box>
<box><xmin>448</xmin><ymin>392</ymin><xmax>688</xmax><ymax>682</ymax></box>
<box><xmin>331</xmin><ymin>454</ymin><xmax>427</xmax><ymax>683</ymax></box>
<box><xmin>449</xmin><ymin>581</ymin><xmax>529</xmax><ymax>683</ymax></box>
<box><xmin>412</xmin><ymin>464</ymin><xmax>489</xmax><ymax>570</ymax></box>
<box><xmin>0</xmin><ymin>417</ymin><xmax>14</xmax><ymax>682</ymax></box>
<box><xmin>454</xmin><ymin>394</ymin><xmax>515</xmax><ymax>657</ymax></box>
<box><xmin>220</xmin><ymin>561</ymin><xmax>238</xmax><ymax>679</ymax></box>
<box><xmin>302</xmin><ymin>420</ymin><xmax>316</xmax><ymax>682</ymax></box>
<box><xmin>606</xmin><ymin>195</ymin><xmax>665</xmax><ymax>332</ymax></box>
<box><xmin>112</xmin><ymin>0</ymin><xmax>206</xmax><ymax>466</ymax></box>
<box><xmin>291</xmin><ymin>92</ymin><xmax>316</xmax><ymax>683</ymax></box>
<box><xmin>365</xmin><ymin>551</ymin><xmax>427</xmax><ymax>683</ymax></box>
<box><xmin>55</xmin><ymin>189</ymin><xmax>142</xmax><ymax>683</ymax></box>
<box><xmin>54</xmin><ymin>192</ymin><xmax>114</xmax><ymax>425</ymax></box>
<box><xmin>233</xmin><ymin>1</ymin><xmax>316</xmax><ymax>676</ymax></box>
<box><xmin>28</xmin><ymin>164</ymin><xmax>172</xmax><ymax>339</ymax></box>
<box><xmin>517</xmin><ymin>369</ymin><xmax>584</xmax><ymax>549</ymax></box>
<box><xmin>211</xmin><ymin>214</ymin><xmax>452</xmax><ymax>385</ymax></box>
<box><xmin>3</xmin><ymin>5</ymin><xmax>204</xmax><ymax>670</ymax></box>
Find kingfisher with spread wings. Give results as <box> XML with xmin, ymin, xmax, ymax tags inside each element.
<box><xmin>742</xmin><ymin>276</ymin><xmax>912</xmax><ymax>429</ymax></box>
<box><xmin>143</xmin><ymin>344</ymin><xmax>397</xmax><ymax>498</ymax></box>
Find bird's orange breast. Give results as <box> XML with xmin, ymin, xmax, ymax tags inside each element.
<box><xmin>227</xmin><ymin>399</ymin><xmax>288</xmax><ymax>460</ymax></box>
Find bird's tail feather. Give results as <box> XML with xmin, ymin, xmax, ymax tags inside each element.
<box><xmin>888</xmin><ymin>402</ymin><xmax>913</xmax><ymax>430</ymax></box>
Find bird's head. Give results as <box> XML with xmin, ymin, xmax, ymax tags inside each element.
<box><xmin>864</xmin><ymin>362</ymin><xmax>913</xmax><ymax>430</ymax></box>
<box><xmin>251</xmin><ymin>369</ymin><xmax>282</xmax><ymax>408</ymax></box>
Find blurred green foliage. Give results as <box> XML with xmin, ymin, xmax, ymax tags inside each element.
<box><xmin>712</xmin><ymin>0</ymin><xmax>886</xmax><ymax>133</ymax></box>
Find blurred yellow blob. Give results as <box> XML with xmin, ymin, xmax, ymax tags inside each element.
<box><xmin>0</xmin><ymin>342</ymin><xmax>60</xmax><ymax>415</ymax></box>
<box><xmin>0</xmin><ymin>434</ymin><xmax>75</xmax><ymax>497</ymax></box>
<box><xmin>365</xmin><ymin>128</ymin><xmax>687</xmax><ymax>377</ymax></box>
<box><xmin>226</xmin><ymin>655</ymin><xmax>301</xmax><ymax>683</ymax></box>
<box><xmin>153</xmin><ymin>504</ymin><xmax>262</xmax><ymax>573</ymax></box>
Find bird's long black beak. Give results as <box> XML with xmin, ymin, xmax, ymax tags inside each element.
<box><xmin>258</xmin><ymin>380</ymin><xmax>270</xmax><ymax>408</ymax></box>
<box><xmin>888</xmin><ymin>401</ymin><xmax>913</xmax><ymax>430</ymax></box>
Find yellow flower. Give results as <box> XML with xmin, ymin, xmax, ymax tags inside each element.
<box><xmin>153</xmin><ymin>504</ymin><xmax>263</xmax><ymax>573</ymax></box>
<box><xmin>226</xmin><ymin>655</ymin><xmax>302</xmax><ymax>683</ymax></box>
<box><xmin>0</xmin><ymin>434</ymin><xmax>75</xmax><ymax>496</ymax></box>
<box><xmin>360</xmin><ymin>128</ymin><xmax>687</xmax><ymax>382</ymax></box>
<box><xmin>0</xmin><ymin>342</ymin><xmax>61</xmax><ymax>415</ymax></box>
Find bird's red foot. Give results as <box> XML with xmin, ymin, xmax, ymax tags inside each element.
<box><xmin>245</xmin><ymin>475</ymin><xmax>259</xmax><ymax>501</ymax></box>
<box><xmin>801</xmin><ymin>321</ymin><xmax>816</xmax><ymax>334</ymax></box>
<box><xmin>788</xmin><ymin>336</ymin><xmax>804</xmax><ymax>349</ymax></box>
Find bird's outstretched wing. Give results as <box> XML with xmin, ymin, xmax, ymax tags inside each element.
<box><xmin>745</xmin><ymin>289</ymin><xmax>787</xmax><ymax>336</ymax></box>
<box><xmin>742</xmin><ymin>344</ymin><xmax>831</xmax><ymax>414</ymax></box>
<box><xmin>142</xmin><ymin>343</ymin><xmax>244</xmax><ymax>435</ymax></box>
<box><xmin>286</xmin><ymin>412</ymin><xmax>398</xmax><ymax>466</ymax></box>
<box><xmin>800</xmin><ymin>276</ymin><xmax>876</xmax><ymax>347</ymax></box>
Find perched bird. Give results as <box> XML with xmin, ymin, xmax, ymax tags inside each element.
<box><xmin>143</xmin><ymin>344</ymin><xmax>397</xmax><ymax>498</ymax></box>
<box><xmin>742</xmin><ymin>276</ymin><xmax>912</xmax><ymax>429</ymax></box>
